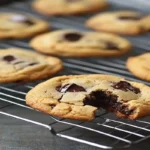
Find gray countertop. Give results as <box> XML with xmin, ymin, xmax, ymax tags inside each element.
<box><xmin>1</xmin><ymin>114</ymin><xmax>150</xmax><ymax>150</ymax></box>
<box><xmin>0</xmin><ymin>101</ymin><xmax>98</xmax><ymax>150</ymax></box>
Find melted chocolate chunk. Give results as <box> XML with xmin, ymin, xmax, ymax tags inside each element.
<box><xmin>112</xmin><ymin>81</ymin><xmax>140</xmax><ymax>94</ymax></box>
<box><xmin>105</xmin><ymin>42</ymin><xmax>119</xmax><ymax>50</ymax></box>
<box><xmin>64</xmin><ymin>33</ymin><xmax>82</xmax><ymax>42</ymax></box>
<box><xmin>118</xmin><ymin>15</ymin><xmax>142</xmax><ymax>21</ymax></box>
<box><xmin>3</xmin><ymin>55</ymin><xmax>16</xmax><ymax>62</ymax></box>
<box><xmin>84</xmin><ymin>91</ymin><xmax>118</xmax><ymax>107</ymax></box>
<box><xmin>84</xmin><ymin>90</ymin><xmax>134</xmax><ymax>116</ymax></box>
<box><xmin>10</xmin><ymin>15</ymin><xmax>34</xmax><ymax>25</ymax></box>
<box><xmin>56</xmin><ymin>83</ymin><xmax>86</xmax><ymax>93</ymax></box>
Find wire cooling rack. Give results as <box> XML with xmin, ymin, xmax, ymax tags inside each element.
<box><xmin>1</xmin><ymin>0</ymin><xmax>150</xmax><ymax>149</ymax></box>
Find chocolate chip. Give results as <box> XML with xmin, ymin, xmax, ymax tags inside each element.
<box><xmin>112</xmin><ymin>81</ymin><xmax>140</xmax><ymax>94</ymax></box>
<box><xmin>118</xmin><ymin>15</ymin><xmax>142</xmax><ymax>21</ymax></box>
<box><xmin>84</xmin><ymin>90</ymin><xmax>134</xmax><ymax>116</ymax></box>
<box><xmin>3</xmin><ymin>55</ymin><xmax>16</xmax><ymax>62</ymax></box>
<box><xmin>84</xmin><ymin>91</ymin><xmax>118</xmax><ymax>107</ymax></box>
<box><xmin>105</xmin><ymin>42</ymin><xmax>119</xmax><ymax>50</ymax></box>
<box><xmin>56</xmin><ymin>83</ymin><xmax>86</xmax><ymax>93</ymax></box>
<box><xmin>10</xmin><ymin>15</ymin><xmax>34</xmax><ymax>25</ymax></box>
<box><xmin>64</xmin><ymin>33</ymin><xmax>82</xmax><ymax>42</ymax></box>
<box><xmin>83</xmin><ymin>93</ymin><xmax>101</xmax><ymax>107</ymax></box>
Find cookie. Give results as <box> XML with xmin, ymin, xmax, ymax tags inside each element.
<box><xmin>30</xmin><ymin>29</ymin><xmax>131</xmax><ymax>57</ymax></box>
<box><xmin>26</xmin><ymin>74</ymin><xmax>150</xmax><ymax>121</ymax></box>
<box><xmin>32</xmin><ymin>0</ymin><xmax>108</xmax><ymax>16</ymax></box>
<box><xmin>0</xmin><ymin>48</ymin><xmax>63</xmax><ymax>83</ymax></box>
<box><xmin>86</xmin><ymin>11</ymin><xmax>150</xmax><ymax>35</ymax></box>
<box><xmin>126</xmin><ymin>53</ymin><xmax>150</xmax><ymax>81</ymax></box>
<box><xmin>0</xmin><ymin>13</ymin><xmax>50</xmax><ymax>39</ymax></box>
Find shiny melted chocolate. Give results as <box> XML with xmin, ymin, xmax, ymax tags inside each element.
<box><xmin>64</xmin><ymin>33</ymin><xmax>83</xmax><ymax>42</ymax></box>
<box><xmin>84</xmin><ymin>90</ymin><xmax>134</xmax><ymax>116</ymax></box>
<box><xmin>105</xmin><ymin>41</ymin><xmax>119</xmax><ymax>50</ymax></box>
<box><xmin>3</xmin><ymin>55</ymin><xmax>16</xmax><ymax>62</ymax></box>
<box><xmin>56</xmin><ymin>83</ymin><xmax>86</xmax><ymax>93</ymax></box>
<box><xmin>112</xmin><ymin>81</ymin><xmax>140</xmax><ymax>94</ymax></box>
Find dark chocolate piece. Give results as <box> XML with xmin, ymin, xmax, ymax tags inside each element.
<box><xmin>64</xmin><ymin>33</ymin><xmax>83</xmax><ymax>42</ymax></box>
<box><xmin>3</xmin><ymin>55</ymin><xmax>16</xmax><ymax>62</ymax></box>
<box><xmin>84</xmin><ymin>91</ymin><xmax>118</xmax><ymax>107</ymax></box>
<box><xmin>105</xmin><ymin>41</ymin><xmax>119</xmax><ymax>50</ymax></box>
<box><xmin>56</xmin><ymin>83</ymin><xmax>86</xmax><ymax>93</ymax></box>
<box><xmin>112</xmin><ymin>81</ymin><xmax>140</xmax><ymax>94</ymax></box>
<box><xmin>84</xmin><ymin>90</ymin><xmax>134</xmax><ymax>115</ymax></box>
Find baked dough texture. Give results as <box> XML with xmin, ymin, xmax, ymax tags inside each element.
<box><xmin>30</xmin><ymin>29</ymin><xmax>132</xmax><ymax>57</ymax></box>
<box><xmin>0</xmin><ymin>48</ymin><xmax>63</xmax><ymax>83</ymax></box>
<box><xmin>26</xmin><ymin>74</ymin><xmax>150</xmax><ymax>121</ymax></box>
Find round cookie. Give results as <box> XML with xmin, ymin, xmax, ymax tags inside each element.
<box><xmin>0</xmin><ymin>48</ymin><xmax>63</xmax><ymax>83</ymax></box>
<box><xmin>86</xmin><ymin>11</ymin><xmax>150</xmax><ymax>35</ymax></box>
<box><xmin>127</xmin><ymin>53</ymin><xmax>150</xmax><ymax>81</ymax></box>
<box><xmin>0</xmin><ymin>13</ymin><xmax>50</xmax><ymax>39</ymax></box>
<box><xmin>32</xmin><ymin>0</ymin><xmax>108</xmax><ymax>16</ymax></box>
<box><xmin>30</xmin><ymin>29</ymin><xmax>132</xmax><ymax>57</ymax></box>
<box><xmin>26</xmin><ymin>74</ymin><xmax>150</xmax><ymax>121</ymax></box>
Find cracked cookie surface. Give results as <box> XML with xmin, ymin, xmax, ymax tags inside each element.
<box><xmin>30</xmin><ymin>29</ymin><xmax>131</xmax><ymax>57</ymax></box>
<box><xmin>127</xmin><ymin>53</ymin><xmax>150</xmax><ymax>81</ymax></box>
<box><xmin>26</xmin><ymin>74</ymin><xmax>150</xmax><ymax>121</ymax></box>
<box><xmin>0</xmin><ymin>13</ymin><xmax>50</xmax><ymax>39</ymax></box>
<box><xmin>32</xmin><ymin>0</ymin><xmax>108</xmax><ymax>16</ymax></box>
<box><xmin>86</xmin><ymin>11</ymin><xmax>150</xmax><ymax>35</ymax></box>
<box><xmin>0</xmin><ymin>48</ymin><xmax>63</xmax><ymax>83</ymax></box>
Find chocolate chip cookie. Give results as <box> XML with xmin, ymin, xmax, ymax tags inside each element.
<box><xmin>30</xmin><ymin>30</ymin><xmax>131</xmax><ymax>57</ymax></box>
<box><xmin>26</xmin><ymin>74</ymin><xmax>150</xmax><ymax>121</ymax></box>
<box><xmin>0</xmin><ymin>48</ymin><xmax>63</xmax><ymax>83</ymax></box>
<box><xmin>0</xmin><ymin>13</ymin><xmax>50</xmax><ymax>39</ymax></box>
<box><xmin>86</xmin><ymin>11</ymin><xmax>150</xmax><ymax>35</ymax></box>
<box><xmin>127</xmin><ymin>53</ymin><xmax>150</xmax><ymax>81</ymax></box>
<box><xmin>32</xmin><ymin>0</ymin><xmax>108</xmax><ymax>16</ymax></box>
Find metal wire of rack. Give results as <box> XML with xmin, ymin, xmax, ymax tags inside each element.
<box><xmin>1</xmin><ymin>0</ymin><xmax>150</xmax><ymax>149</ymax></box>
